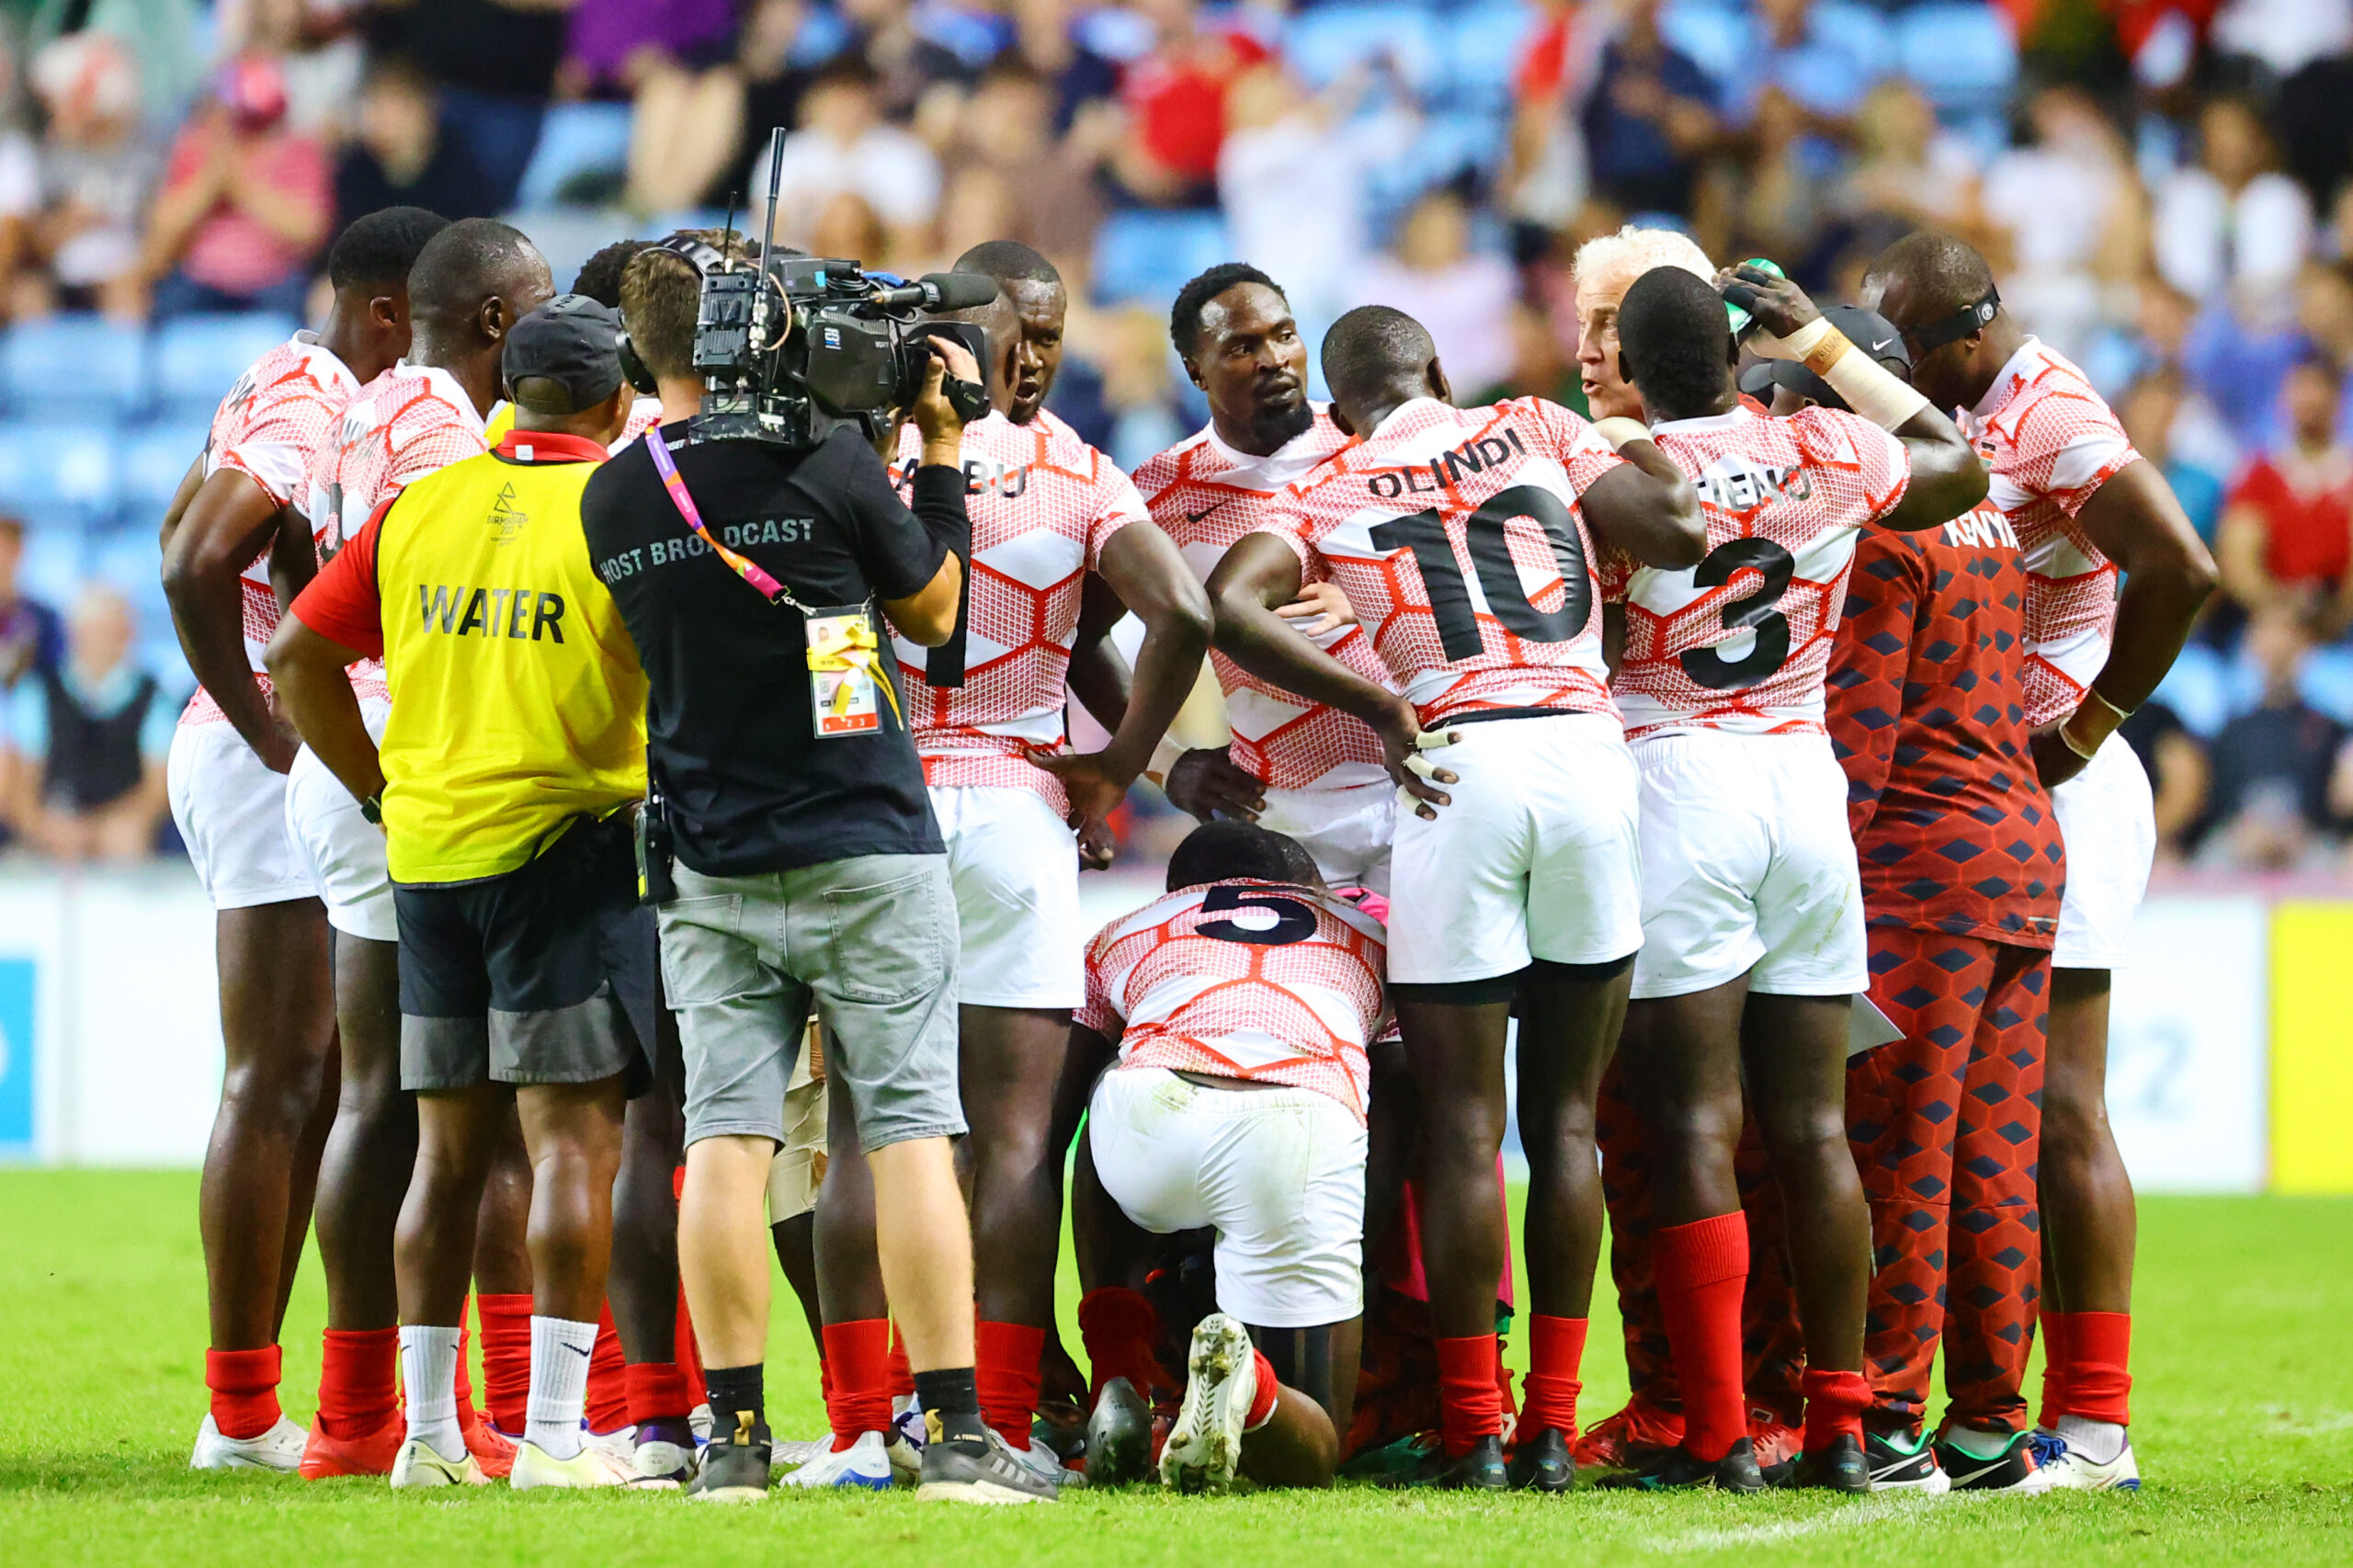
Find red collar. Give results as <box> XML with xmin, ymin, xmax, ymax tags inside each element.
<box><xmin>495</xmin><ymin>429</ymin><xmax>608</xmax><ymax>464</ymax></box>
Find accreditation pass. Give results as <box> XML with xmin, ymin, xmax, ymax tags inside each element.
<box><xmin>805</xmin><ymin>605</ymin><xmax>885</xmax><ymax>738</ymax></box>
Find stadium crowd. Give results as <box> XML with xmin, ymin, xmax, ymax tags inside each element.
<box><xmin>0</xmin><ymin>0</ymin><xmax>2337</xmax><ymax>868</ymax></box>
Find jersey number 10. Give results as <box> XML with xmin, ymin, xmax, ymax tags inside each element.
<box><xmin>1369</xmin><ymin>484</ymin><xmax>1592</xmax><ymax>662</ymax></box>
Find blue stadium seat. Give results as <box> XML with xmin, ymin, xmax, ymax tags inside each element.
<box><xmin>514</xmin><ymin>101</ymin><xmax>634</xmax><ymax>210</ymax></box>
<box><xmin>0</xmin><ymin>423</ymin><xmax>119</xmax><ymax>533</ymax></box>
<box><xmin>1659</xmin><ymin>0</ymin><xmax>1749</xmax><ymax>89</ymax></box>
<box><xmin>153</xmin><ymin>314</ymin><xmax>299</xmax><ymax>422</ymax></box>
<box><xmin>1286</xmin><ymin>6</ymin><xmax>1444</xmax><ymax>99</ymax></box>
<box><xmin>1896</xmin><ymin>3</ymin><xmax>2017</xmax><ymax>117</ymax></box>
<box><xmin>17</xmin><ymin>528</ymin><xmax>84</xmax><ymax>608</ymax></box>
<box><xmin>119</xmin><ymin>423</ymin><xmax>212</xmax><ymax>530</ymax></box>
<box><xmin>0</xmin><ymin>315</ymin><xmax>147</xmax><ymax>421</ymax></box>
<box><xmin>1439</xmin><ymin>2</ymin><xmax>1536</xmax><ymax>113</ymax></box>
<box><xmin>1091</xmin><ymin>211</ymin><xmax>1231</xmax><ymax>306</ymax></box>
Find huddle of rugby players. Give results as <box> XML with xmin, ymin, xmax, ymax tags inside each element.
<box><xmin>165</xmin><ymin>200</ymin><xmax>2209</xmax><ymax>1502</ymax></box>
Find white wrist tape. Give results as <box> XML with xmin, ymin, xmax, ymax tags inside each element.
<box><xmin>1144</xmin><ymin>733</ymin><xmax>1188</xmax><ymax>789</ymax></box>
<box><xmin>1820</xmin><ymin>344</ymin><xmax>1931</xmax><ymax>431</ymax></box>
<box><xmin>1592</xmin><ymin>416</ymin><xmax>1653</xmax><ymax>450</ymax></box>
<box><xmin>1750</xmin><ymin>315</ymin><xmax>1835</xmax><ymax>364</ymax></box>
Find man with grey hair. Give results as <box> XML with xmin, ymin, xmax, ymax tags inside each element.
<box><xmin>1573</xmin><ymin>224</ymin><xmax>1715</xmax><ymax>423</ymax></box>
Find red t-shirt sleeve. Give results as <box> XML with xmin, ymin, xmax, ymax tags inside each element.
<box><xmin>290</xmin><ymin>495</ymin><xmax>391</xmax><ymax>658</ymax></box>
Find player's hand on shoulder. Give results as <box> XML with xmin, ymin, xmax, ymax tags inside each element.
<box><xmin>1164</xmin><ymin>746</ymin><xmax>1266</xmax><ymax>824</ymax></box>
<box><xmin>1716</xmin><ymin>264</ymin><xmax>1821</xmax><ymax>355</ymax></box>
<box><xmin>1377</xmin><ymin>699</ymin><xmax>1458</xmax><ymax>821</ymax></box>
<box><xmin>1276</xmin><ymin>581</ymin><xmax>1358</xmax><ymax>636</ymax></box>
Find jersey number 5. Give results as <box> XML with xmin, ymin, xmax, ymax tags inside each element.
<box><xmin>1197</xmin><ymin>885</ymin><xmax>1316</xmax><ymax>947</ymax></box>
<box><xmin>1369</xmin><ymin>484</ymin><xmax>1591</xmax><ymax>662</ymax></box>
<box><xmin>1678</xmin><ymin>538</ymin><xmax>1795</xmax><ymax>690</ymax></box>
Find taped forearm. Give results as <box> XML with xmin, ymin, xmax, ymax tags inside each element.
<box><xmin>1755</xmin><ymin>319</ymin><xmax>1929</xmax><ymax>432</ymax></box>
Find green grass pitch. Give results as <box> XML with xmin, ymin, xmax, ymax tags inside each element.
<box><xmin>3</xmin><ymin>1171</ymin><xmax>2347</xmax><ymax>1565</ymax></box>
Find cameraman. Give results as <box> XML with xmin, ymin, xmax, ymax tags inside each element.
<box><xmin>580</xmin><ymin>258</ymin><xmax>1051</xmax><ymax>1506</ymax></box>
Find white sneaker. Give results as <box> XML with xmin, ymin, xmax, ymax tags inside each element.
<box><xmin>779</xmin><ymin>1429</ymin><xmax>898</xmax><ymax>1491</ymax></box>
<box><xmin>1159</xmin><ymin>1313</ymin><xmax>1256</xmax><ymax>1494</ymax></box>
<box><xmin>1008</xmin><ymin>1434</ymin><xmax>1084</xmax><ymax>1490</ymax></box>
<box><xmin>390</xmin><ymin>1437</ymin><xmax>486</xmax><ymax>1488</ymax></box>
<box><xmin>2033</xmin><ymin>1430</ymin><xmax>2141</xmax><ymax>1491</ymax></box>
<box><xmin>634</xmin><ymin>1436</ymin><xmax>697</xmax><ymax>1483</ymax></box>
<box><xmin>689</xmin><ymin>1403</ymin><xmax>713</xmax><ymax>1445</ymax></box>
<box><xmin>510</xmin><ymin>1438</ymin><xmax>664</xmax><ymax>1491</ymax></box>
<box><xmin>768</xmin><ymin>1436</ymin><xmax>828</xmax><ymax>1471</ymax></box>
<box><xmin>190</xmin><ymin>1413</ymin><xmax>307</xmax><ymax>1472</ymax></box>
<box><xmin>585</xmin><ymin>1424</ymin><xmax>637</xmax><ymax>1465</ymax></box>
<box><xmin>892</xmin><ymin>1398</ymin><xmax>926</xmax><ymax>1452</ymax></box>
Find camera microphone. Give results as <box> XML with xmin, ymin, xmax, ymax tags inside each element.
<box><xmin>872</xmin><ymin>273</ymin><xmax>1005</xmax><ymax>312</ymax></box>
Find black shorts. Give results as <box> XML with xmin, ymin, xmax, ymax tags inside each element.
<box><xmin>396</xmin><ymin>812</ymin><xmax>656</xmax><ymax>1096</ymax></box>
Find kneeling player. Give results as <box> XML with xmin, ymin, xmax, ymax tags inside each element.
<box><xmin>1075</xmin><ymin>823</ymin><xmax>1384</xmax><ymax>1491</ymax></box>
<box><xmin>1604</xmin><ymin>266</ymin><xmax>1988</xmax><ymax>1491</ymax></box>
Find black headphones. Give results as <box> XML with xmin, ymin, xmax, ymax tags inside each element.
<box><xmin>617</xmin><ymin>234</ymin><xmax>740</xmax><ymax>395</ymax></box>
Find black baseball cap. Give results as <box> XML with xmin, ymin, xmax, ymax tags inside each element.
<box><xmin>504</xmin><ymin>293</ymin><xmax>624</xmax><ymax>415</ymax></box>
<box><xmin>1738</xmin><ymin>303</ymin><xmax>1911</xmax><ymax>411</ymax></box>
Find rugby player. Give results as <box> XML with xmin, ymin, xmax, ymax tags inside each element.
<box><xmin>1075</xmin><ymin>821</ymin><xmax>1385</xmax><ymax>1492</ymax></box>
<box><xmin>1209</xmin><ymin>304</ymin><xmax>1704</xmax><ymax>1489</ymax></box>
<box><xmin>297</xmin><ymin>218</ymin><xmax>556</xmax><ymax>1472</ymax></box>
<box><xmin>1748</xmin><ymin>308</ymin><xmax>2069</xmax><ymax>1492</ymax></box>
<box><xmin>482</xmin><ymin>238</ymin><xmax>665</xmax><ymax>454</ymax></box>
<box><xmin>1863</xmin><ymin>233</ymin><xmax>2217</xmax><ymax>1490</ymax></box>
<box><xmin>162</xmin><ymin>206</ymin><xmax>448</xmax><ymax>1471</ymax></box>
<box><xmin>1603</xmin><ymin>265</ymin><xmax>1987</xmax><ymax>1491</ymax></box>
<box><xmin>1133</xmin><ymin>264</ymin><xmax>1391</xmax><ymax>888</ymax></box>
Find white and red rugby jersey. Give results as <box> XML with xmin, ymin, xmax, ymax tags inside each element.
<box><xmin>889</xmin><ymin>406</ymin><xmax>1148</xmax><ymax>812</ymax></box>
<box><xmin>304</xmin><ymin>364</ymin><xmax>491</xmax><ymax>706</ymax></box>
<box><xmin>1959</xmin><ymin>337</ymin><xmax>2140</xmax><ymax>728</ymax></box>
<box><xmin>183</xmin><ymin>332</ymin><xmax>362</xmax><ymax>725</ymax></box>
<box><xmin>1076</xmin><ymin>878</ymin><xmax>1388</xmax><ymax>1122</ymax></box>
<box><xmin>1614</xmin><ymin>403</ymin><xmax>1908</xmax><ymax>740</ymax></box>
<box><xmin>1137</xmin><ymin>408</ymin><xmax>1392</xmax><ymax>791</ymax></box>
<box><xmin>1256</xmin><ymin>397</ymin><xmax>1628</xmax><ymax>727</ymax></box>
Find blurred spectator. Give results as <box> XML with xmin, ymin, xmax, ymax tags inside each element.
<box><xmin>752</xmin><ymin>56</ymin><xmax>939</xmax><ymax>258</ymax></box>
<box><xmin>2198</xmin><ymin>605</ymin><xmax>2347</xmax><ymax>870</ymax></box>
<box><xmin>26</xmin><ymin>0</ymin><xmax>205</xmax><ymax>128</ymax></box>
<box><xmin>3</xmin><ymin>585</ymin><xmax>173</xmax><ymax>864</ymax></box>
<box><xmin>839</xmin><ymin>0</ymin><xmax>974</xmax><ymax>122</ymax></box>
<box><xmin>958</xmin><ymin>61</ymin><xmax>1105</xmax><ymax>267</ymax></box>
<box><xmin>1219</xmin><ymin>62</ymin><xmax>1412</xmax><ymax>326</ymax></box>
<box><xmin>2154</xmin><ymin>95</ymin><xmax>2313</xmax><ymax>307</ymax></box>
<box><xmin>1108</xmin><ymin>0</ymin><xmax>1270</xmax><ymax>208</ymax></box>
<box><xmin>0</xmin><ymin>519</ymin><xmax>63</xmax><ymax>694</ymax></box>
<box><xmin>1727</xmin><ymin>0</ymin><xmax>1873</xmax><ymax>126</ymax></box>
<box><xmin>1580</xmin><ymin>0</ymin><xmax>1717</xmax><ymax>219</ymax></box>
<box><xmin>1721</xmin><ymin>85</ymin><xmax>1831</xmax><ymax>277</ymax></box>
<box><xmin>2212</xmin><ymin>0</ymin><xmax>2353</xmax><ymax>80</ymax></box>
<box><xmin>0</xmin><ymin>65</ymin><xmax>38</xmax><ymax>324</ymax></box>
<box><xmin>1352</xmin><ymin>189</ymin><xmax>1518</xmax><ymax>399</ymax></box>
<box><xmin>736</xmin><ymin>0</ymin><xmax>823</xmax><ymax>171</ymax></box>
<box><xmin>1981</xmin><ymin>85</ymin><xmax>2144</xmax><ymax>357</ymax></box>
<box><xmin>1008</xmin><ymin>0</ymin><xmax>1120</xmax><ymax>135</ymax></box>
<box><xmin>141</xmin><ymin>58</ymin><xmax>331</xmax><ymax>319</ymax></box>
<box><xmin>22</xmin><ymin>30</ymin><xmax>157</xmax><ymax>320</ymax></box>
<box><xmin>2120</xmin><ymin>365</ymin><xmax>2228</xmax><ymax>544</ymax></box>
<box><xmin>1094</xmin><ymin>303</ymin><xmax>1186</xmax><ymax>471</ymax></box>
<box><xmin>2216</xmin><ymin>356</ymin><xmax>2353</xmax><ymax>630</ymax></box>
<box><xmin>334</xmin><ymin>57</ymin><xmax>494</xmax><ymax>235</ymax></box>
<box><xmin>1836</xmin><ymin>80</ymin><xmax>1984</xmax><ymax>238</ymax></box>
<box><xmin>560</xmin><ymin>0</ymin><xmax>745</xmax><ymax>216</ymax></box>
<box><xmin>2122</xmin><ymin>699</ymin><xmax>2211</xmax><ymax>866</ymax></box>
<box><xmin>1503</xmin><ymin>0</ymin><xmax>1592</xmax><ymax>250</ymax></box>
<box><xmin>383</xmin><ymin>0</ymin><xmax>571</xmax><ymax>210</ymax></box>
<box><xmin>810</xmin><ymin>188</ymin><xmax>892</xmax><ymax>270</ymax></box>
<box><xmin>221</xmin><ymin>0</ymin><xmax>368</xmax><ymax>137</ymax></box>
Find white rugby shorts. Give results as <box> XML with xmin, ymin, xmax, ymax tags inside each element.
<box><xmin>1386</xmin><ymin>711</ymin><xmax>1643</xmax><ymax>985</ymax></box>
<box><xmin>167</xmin><ymin>720</ymin><xmax>317</xmax><ymax>910</ymax></box>
<box><xmin>1628</xmin><ymin>730</ymin><xmax>1867</xmax><ymax>1000</ymax></box>
<box><xmin>930</xmin><ymin>784</ymin><xmax>1083</xmax><ymax>1009</ymax></box>
<box><xmin>1089</xmin><ymin>1064</ymin><xmax>1367</xmax><ymax>1328</ymax></box>
<box><xmin>2050</xmin><ymin>736</ymin><xmax>2156</xmax><ymax>971</ymax></box>
<box><xmin>1256</xmin><ymin>778</ymin><xmax>1395</xmax><ymax>894</ymax></box>
<box><xmin>284</xmin><ymin>696</ymin><xmax>396</xmax><ymax>943</ymax></box>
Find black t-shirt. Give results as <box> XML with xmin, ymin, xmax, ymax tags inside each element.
<box><xmin>582</xmin><ymin>426</ymin><xmax>963</xmax><ymax>876</ymax></box>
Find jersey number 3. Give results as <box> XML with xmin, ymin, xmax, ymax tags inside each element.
<box><xmin>1196</xmin><ymin>885</ymin><xmax>1316</xmax><ymax>947</ymax></box>
<box><xmin>1370</xmin><ymin>484</ymin><xmax>1591</xmax><ymax>662</ymax></box>
<box><xmin>1678</xmin><ymin>538</ymin><xmax>1795</xmax><ymax>690</ymax></box>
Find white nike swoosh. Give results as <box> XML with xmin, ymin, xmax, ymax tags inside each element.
<box><xmin>1870</xmin><ymin>337</ymin><xmax>1897</xmax><ymax>352</ymax></box>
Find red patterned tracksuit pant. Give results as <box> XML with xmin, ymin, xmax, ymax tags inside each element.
<box><xmin>1846</xmin><ymin>927</ymin><xmax>2049</xmax><ymax>1436</ymax></box>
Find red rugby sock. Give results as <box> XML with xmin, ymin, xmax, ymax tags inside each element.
<box><xmin>1654</xmin><ymin>1213</ymin><xmax>1748</xmax><ymax>1463</ymax></box>
<box><xmin>1802</xmin><ymin>1368</ymin><xmax>1870</xmax><ymax>1451</ymax></box>
<box><xmin>624</xmin><ymin>1360</ymin><xmax>694</xmax><ymax>1428</ymax></box>
<box><xmin>205</xmin><ymin>1346</ymin><xmax>283</xmax><ymax>1439</ymax></box>
<box><xmin>976</xmin><ymin>1320</ymin><xmax>1045</xmax><ymax>1449</ymax></box>
<box><xmin>1245</xmin><ymin>1350</ymin><xmax>1279</xmax><ymax>1430</ymax></box>
<box><xmin>1435</xmin><ymin>1335</ymin><xmax>1504</xmax><ymax>1458</ymax></box>
<box><xmin>476</xmin><ymin>1293</ymin><xmax>532</xmax><ymax>1434</ymax></box>
<box><xmin>1519</xmin><ymin>1315</ymin><xmax>1587</xmax><ymax>1438</ymax></box>
<box><xmin>315</xmin><ymin>1327</ymin><xmax>399</xmax><ymax>1439</ymax></box>
<box><xmin>2052</xmin><ymin>1312</ymin><xmax>2131</xmax><ymax>1426</ymax></box>
<box><xmin>586</xmin><ymin>1304</ymin><xmax>628</xmax><ymax>1433</ymax></box>
<box><xmin>1076</xmin><ymin>1286</ymin><xmax>1166</xmax><ymax>1401</ymax></box>
<box><xmin>823</xmin><ymin>1319</ymin><xmax>892</xmax><ymax>1449</ymax></box>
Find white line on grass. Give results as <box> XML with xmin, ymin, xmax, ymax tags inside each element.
<box><xmin>1639</xmin><ymin>1489</ymin><xmax>1990</xmax><ymax>1552</ymax></box>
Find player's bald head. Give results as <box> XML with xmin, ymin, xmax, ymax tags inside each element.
<box><xmin>1321</xmin><ymin>305</ymin><xmax>1442</xmax><ymax>431</ymax></box>
<box><xmin>1166</xmin><ymin>821</ymin><xmax>1324</xmax><ymax>892</ymax></box>
<box><xmin>408</xmin><ymin>218</ymin><xmax>553</xmax><ymax>345</ymax></box>
<box><xmin>954</xmin><ymin>239</ymin><xmax>1060</xmax><ymax>293</ymax></box>
<box><xmin>1861</xmin><ymin>231</ymin><xmax>1995</xmax><ymax>333</ymax></box>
